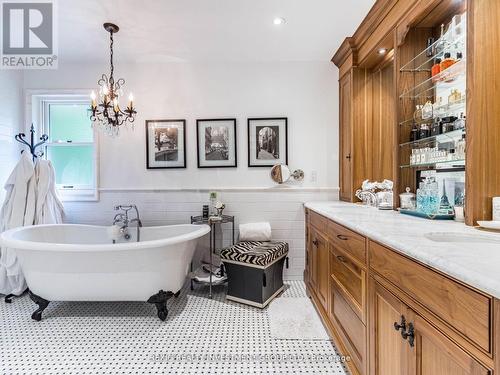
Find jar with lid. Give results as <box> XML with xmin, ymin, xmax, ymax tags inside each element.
<box><xmin>399</xmin><ymin>187</ymin><xmax>416</xmax><ymax>210</ymax></box>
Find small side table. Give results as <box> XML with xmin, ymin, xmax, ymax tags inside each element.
<box><xmin>190</xmin><ymin>215</ymin><xmax>235</xmax><ymax>298</ymax></box>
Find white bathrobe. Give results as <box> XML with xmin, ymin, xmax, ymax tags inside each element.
<box><xmin>34</xmin><ymin>160</ymin><xmax>64</xmax><ymax>225</ymax></box>
<box><xmin>0</xmin><ymin>153</ymin><xmax>35</xmax><ymax>295</ymax></box>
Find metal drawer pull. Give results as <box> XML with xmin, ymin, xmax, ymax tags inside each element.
<box><xmin>336</xmin><ymin>234</ymin><xmax>348</xmax><ymax>241</ymax></box>
<box><xmin>336</xmin><ymin>255</ymin><xmax>346</xmax><ymax>263</ymax></box>
<box><xmin>394</xmin><ymin>315</ymin><xmax>406</xmax><ymax>333</ymax></box>
<box><xmin>312</xmin><ymin>239</ymin><xmax>319</xmax><ymax>246</ymax></box>
<box><xmin>394</xmin><ymin>316</ymin><xmax>415</xmax><ymax>347</ymax></box>
<box><xmin>401</xmin><ymin>323</ymin><xmax>415</xmax><ymax>347</ymax></box>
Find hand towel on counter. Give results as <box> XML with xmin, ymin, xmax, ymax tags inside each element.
<box><xmin>239</xmin><ymin>222</ymin><xmax>272</xmax><ymax>242</ymax></box>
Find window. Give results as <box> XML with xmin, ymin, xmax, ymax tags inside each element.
<box><xmin>29</xmin><ymin>92</ymin><xmax>99</xmax><ymax>201</ymax></box>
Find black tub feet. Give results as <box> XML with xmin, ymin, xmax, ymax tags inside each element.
<box><xmin>147</xmin><ymin>290</ymin><xmax>174</xmax><ymax>321</ymax></box>
<box><xmin>28</xmin><ymin>291</ymin><xmax>50</xmax><ymax>321</ymax></box>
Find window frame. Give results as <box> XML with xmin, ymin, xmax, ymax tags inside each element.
<box><xmin>27</xmin><ymin>90</ymin><xmax>100</xmax><ymax>202</ymax></box>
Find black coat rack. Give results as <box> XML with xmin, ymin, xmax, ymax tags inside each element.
<box><xmin>15</xmin><ymin>124</ymin><xmax>48</xmax><ymax>162</ymax></box>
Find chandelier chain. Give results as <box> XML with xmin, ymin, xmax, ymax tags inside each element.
<box><xmin>109</xmin><ymin>31</ymin><xmax>114</xmax><ymax>89</ymax></box>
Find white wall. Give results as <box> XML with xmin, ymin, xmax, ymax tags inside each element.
<box><xmin>0</xmin><ymin>71</ymin><xmax>23</xmax><ymax>203</ymax></box>
<box><xmin>23</xmin><ymin>61</ymin><xmax>340</xmax><ymax>279</ymax></box>
<box><xmin>24</xmin><ymin>62</ymin><xmax>339</xmax><ymax>189</ymax></box>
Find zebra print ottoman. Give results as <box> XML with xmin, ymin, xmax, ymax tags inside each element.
<box><xmin>220</xmin><ymin>241</ymin><xmax>289</xmax><ymax>308</ymax></box>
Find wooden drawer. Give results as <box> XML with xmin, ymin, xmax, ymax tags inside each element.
<box><xmin>328</xmin><ymin>220</ymin><xmax>366</xmax><ymax>265</ymax></box>
<box><xmin>330</xmin><ymin>245</ymin><xmax>366</xmax><ymax>322</ymax></box>
<box><xmin>369</xmin><ymin>240</ymin><xmax>492</xmax><ymax>353</ymax></box>
<box><xmin>330</xmin><ymin>282</ymin><xmax>365</xmax><ymax>373</ymax></box>
<box><xmin>309</xmin><ymin>210</ymin><xmax>328</xmax><ymax>232</ymax></box>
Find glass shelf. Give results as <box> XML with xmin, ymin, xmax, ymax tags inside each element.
<box><xmin>400</xmin><ymin>33</ymin><xmax>466</xmax><ymax>73</ymax></box>
<box><xmin>400</xmin><ymin>159</ymin><xmax>465</xmax><ymax>169</ymax></box>
<box><xmin>399</xmin><ymin>98</ymin><xmax>466</xmax><ymax>126</ymax></box>
<box><xmin>399</xmin><ymin>128</ymin><xmax>465</xmax><ymax>148</ymax></box>
<box><xmin>399</xmin><ymin>59</ymin><xmax>466</xmax><ymax>99</ymax></box>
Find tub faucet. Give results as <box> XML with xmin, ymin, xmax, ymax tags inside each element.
<box><xmin>113</xmin><ymin>205</ymin><xmax>142</xmax><ymax>242</ymax></box>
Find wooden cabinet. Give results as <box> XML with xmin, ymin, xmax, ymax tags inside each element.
<box><xmin>308</xmin><ymin>226</ymin><xmax>329</xmax><ymax>310</ymax></box>
<box><xmin>332</xmin><ymin>0</ymin><xmax>500</xmax><ymax>224</ymax></box>
<box><xmin>306</xmin><ymin>209</ymin><xmax>368</xmax><ymax>375</ymax></box>
<box><xmin>339</xmin><ymin>72</ymin><xmax>352</xmax><ymax>201</ymax></box>
<box><xmin>370</xmin><ymin>276</ymin><xmax>490</xmax><ymax>375</ymax></box>
<box><xmin>305</xmin><ymin>208</ymin><xmax>498</xmax><ymax>375</ymax></box>
<box><xmin>411</xmin><ymin>313</ymin><xmax>490</xmax><ymax>375</ymax></box>
<box><xmin>369</xmin><ymin>277</ymin><xmax>411</xmax><ymax>375</ymax></box>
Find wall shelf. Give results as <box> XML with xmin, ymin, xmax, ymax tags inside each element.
<box><xmin>399</xmin><ymin>59</ymin><xmax>466</xmax><ymax>99</ymax></box>
<box><xmin>399</xmin><ymin>129</ymin><xmax>465</xmax><ymax>148</ymax></box>
<box><xmin>398</xmin><ymin>98</ymin><xmax>466</xmax><ymax>127</ymax></box>
<box><xmin>400</xmin><ymin>33</ymin><xmax>465</xmax><ymax>73</ymax></box>
<box><xmin>400</xmin><ymin>159</ymin><xmax>465</xmax><ymax>169</ymax></box>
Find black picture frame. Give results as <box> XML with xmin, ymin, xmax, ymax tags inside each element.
<box><xmin>247</xmin><ymin>117</ymin><xmax>288</xmax><ymax>167</ymax></box>
<box><xmin>196</xmin><ymin>118</ymin><xmax>238</xmax><ymax>168</ymax></box>
<box><xmin>146</xmin><ymin>119</ymin><xmax>187</xmax><ymax>169</ymax></box>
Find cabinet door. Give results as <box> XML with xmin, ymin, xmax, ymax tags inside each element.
<box><xmin>369</xmin><ymin>278</ymin><xmax>411</xmax><ymax>375</ymax></box>
<box><xmin>309</xmin><ymin>227</ymin><xmax>329</xmax><ymax>310</ymax></box>
<box><xmin>339</xmin><ymin>72</ymin><xmax>352</xmax><ymax>201</ymax></box>
<box><xmin>410</xmin><ymin>314</ymin><xmax>490</xmax><ymax>375</ymax></box>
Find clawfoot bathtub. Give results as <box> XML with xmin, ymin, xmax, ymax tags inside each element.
<box><xmin>0</xmin><ymin>223</ymin><xmax>210</xmax><ymax>321</ymax></box>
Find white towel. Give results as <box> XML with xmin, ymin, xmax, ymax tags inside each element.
<box><xmin>0</xmin><ymin>153</ymin><xmax>34</xmax><ymax>295</ymax></box>
<box><xmin>34</xmin><ymin>160</ymin><xmax>64</xmax><ymax>225</ymax></box>
<box><xmin>239</xmin><ymin>222</ymin><xmax>272</xmax><ymax>242</ymax></box>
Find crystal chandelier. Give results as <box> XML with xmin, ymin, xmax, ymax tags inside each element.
<box><xmin>90</xmin><ymin>23</ymin><xmax>136</xmax><ymax>135</ymax></box>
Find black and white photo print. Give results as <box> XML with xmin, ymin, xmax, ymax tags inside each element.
<box><xmin>197</xmin><ymin>119</ymin><xmax>237</xmax><ymax>168</ymax></box>
<box><xmin>146</xmin><ymin>120</ymin><xmax>186</xmax><ymax>169</ymax></box>
<box><xmin>247</xmin><ymin>118</ymin><xmax>288</xmax><ymax>167</ymax></box>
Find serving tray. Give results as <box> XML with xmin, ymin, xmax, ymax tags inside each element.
<box><xmin>399</xmin><ymin>208</ymin><xmax>455</xmax><ymax>220</ymax></box>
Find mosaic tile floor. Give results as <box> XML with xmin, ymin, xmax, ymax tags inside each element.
<box><xmin>1</xmin><ymin>281</ymin><xmax>350</xmax><ymax>375</ymax></box>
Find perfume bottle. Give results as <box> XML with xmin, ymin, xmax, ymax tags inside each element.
<box><xmin>413</xmin><ymin>105</ymin><xmax>423</xmax><ymax>122</ymax></box>
<box><xmin>418</xmin><ymin>123</ymin><xmax>430</xmax><ymax>139</ymax></box>
<box><xmin>453</xmin><ymin>113</ymin><xmax>466</xmax><ymax>130</ymax></box>
<box><xmin>431</xmin><ymin>58</ymin><xmax>441</xmax><ymax>82</ymax></box>
<box><xmin>421</xmin><ymin>101</ymin><xmax>433</xmax><ymax>120</ymax></box>
<box><xmin>448</xmin><ymin>89</ymin><xmax>461</xmax><ymax>104</ymax></box>
<box><xmin>410</xmin><ymin>122</ymin><xmax>419</xmax><ymax>142</ymax></box>
<box><xmin>440</xmin><ymin>52</ymin><xmax>456</xmax><ymax>71</ymax></box>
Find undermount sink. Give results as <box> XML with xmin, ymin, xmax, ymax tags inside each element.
<box><xmin>424</xmin><ymin>232</ymin><xmax>500</xmax><ymax>244</ymax></box>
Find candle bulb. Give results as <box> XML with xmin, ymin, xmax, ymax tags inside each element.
<box><xmin>113</xmin><ymin>98</ymin><xmax>119</xmax><ymax>112</ymax></box>
<box><xmin>128</xmin><ymin>93</ymin><xmax>134</xmax><ymax>109</ymax></box>
<box><xmin>90</xmin><ymin>91</ymin><xmax>97</xmax><ymax>109</ymax></box>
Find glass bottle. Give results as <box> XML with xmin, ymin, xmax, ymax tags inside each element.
<box><xmin>431</xmin><ymin>58</ymin><xmax>441</xmax><ymax>82</ymax></box>
<box><xmin>440</xmin><ymin>52</ymin><xmax>456</xmax><ymax>71</ymax></box>
<box><xmin>421</xmin><ymin>101</ymin><xmax>433</xmax><ymax>120</ymax></box>
<box><xmin>418</xmin><ymin>123</ymin><xmax>430</xmax><ymax>140</ymax></box>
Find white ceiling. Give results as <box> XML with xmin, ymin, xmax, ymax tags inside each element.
<box><xmin>58</xmin><ymin>0</ymin><xmax>375</xmax><ymax>63</ymax></box>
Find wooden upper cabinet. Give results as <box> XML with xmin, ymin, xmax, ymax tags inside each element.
<box><xmin>332</xmin><ymin>0</ymin><xmax>500</xmax><ymax>223</ymax></box>
<box><xmin>339</xmin><ymin>72</ymin><xmax>353</xmax><ymax>201</ymax></box>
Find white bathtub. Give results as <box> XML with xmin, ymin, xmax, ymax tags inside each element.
<box><xmin>0</xmin><ymin>223</ymin><xmax>210</xmax><ymax>320</ymax></box>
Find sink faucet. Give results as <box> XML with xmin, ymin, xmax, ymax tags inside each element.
<box><xmin>113</xmin><ymin>205</ymin><xmax>142</xmax><ymax>241</ymax></box>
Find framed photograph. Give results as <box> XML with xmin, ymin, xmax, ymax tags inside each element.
<box><xmin>146</xmin><ymin>119</ymin><xmax>186</xmax><ymax>169</ymax></box>
<box><xmin>196</xmin><ymin>119</ymin><xmax>237</xmax><ymax>168</ymax></box>
<box><xmin>247</xmin><ymin>117</ymin><xmax>288</xmax><ymax>167</ymax></box>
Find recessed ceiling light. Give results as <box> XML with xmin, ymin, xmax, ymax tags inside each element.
<box><xmin>378</xmin><ymin>48</ymin><xmax>387</xmax><ymax>55</ymax></box>
<box><xmin>273</xmin><ymin>17</ymin><xmax>286</xmax><ymax>25</ymax></box>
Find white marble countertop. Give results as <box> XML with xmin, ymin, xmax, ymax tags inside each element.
<box><xmin>304</xmin><ymin>201</ymin><xmax>500</xmax><ymax>299</ymax></box>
